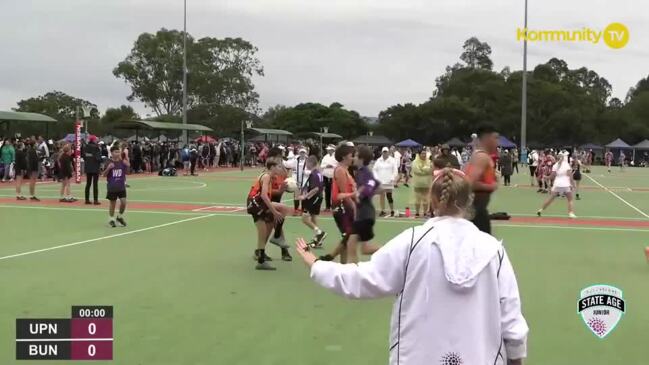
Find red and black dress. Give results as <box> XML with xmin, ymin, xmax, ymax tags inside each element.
<box><xmin>246</xmin><ymin>173</ymin><xmax>274</xmax><ymax>223</ymax></box>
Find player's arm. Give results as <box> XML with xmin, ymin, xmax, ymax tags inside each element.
<box><xmin>467</xmin><ymin>154</ymin><xmax>497</xmax><ymax>192</ymax></box>
<box><xmin>102</xmin><ymin>163</ymin><xmax>114</xmax><ymax>177</ymax></box>
<box><xmin>307</xmin><ymin>228</ymin><xmax>413</xmax><ymax>299</ymax></box>
<box><xmin>498</xmin><ymin>247</ymin><xmax>529</xmax><ymax>364</ymax></box>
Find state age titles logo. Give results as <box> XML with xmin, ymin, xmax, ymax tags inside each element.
<box><xmin>578</xmin><ymin>285</ymin><xmax>625</xmax><ymax>339</ymax></box>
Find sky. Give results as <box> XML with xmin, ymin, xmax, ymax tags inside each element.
<box><xmin>0</xmin><ymin>0</ymin><xmax>647</xmax><ymax>118</ymax></box>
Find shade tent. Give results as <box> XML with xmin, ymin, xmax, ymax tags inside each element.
<box><xmin>498</xmin><ymin>136</ymin><xmax>517</xmax><ymax>148</ymax></box>
<box><xmin>633</xmin><ymin>140</ymin><xmax>649</xmax><ymax>150</ymax></box>
<box><xmin>445</xmin><ymin>137</ymin><xmax>466</xmax><ymax>147</ymax></box>
<box><xmin>395</xmin><ymin>139</ymin><xmax>421</xmax><ymax>148</ymax></box>
<box><xmin>246</xmin><ymin>128</ymin><xmax>292</xmax><ymax>144</ymax></box>
<box><xmin>301</xmin><ymin>132</ymin><xmax>343</xmax><ymax>139</ymax></box>
<box><xmin>605</xmin><ymin>138</ymin><xmax>632</xmax><ymax>149</ymax></box>
<box><xmin>0</xmin><ymin>110</ymin><xmax>58</xmax><ymax>138</ymax></box>
<box><xmin>580</xmin><ymin>143</ymin><xmax>604</xmax><ymax>150</ymax></box>
<box><xmin>113</xmin><ymin>120</ymin><xmax>213</xmax><ymax>142</ymax></box>
<box><xmin>352</xmin><ymin>135</ymin><xmax>393</xmax><ymax>146</ymax></box>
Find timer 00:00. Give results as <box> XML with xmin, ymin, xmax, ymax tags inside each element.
<box><xmin>78</xmin><ymin>308</ymin><xmax>106</xmax><ymax>318</ymax></box>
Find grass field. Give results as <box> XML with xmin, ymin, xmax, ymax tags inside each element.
<box><xmin>1</xmin><ymin>166</ymin><xmax>648</xmax><ymax>364</ymax></box>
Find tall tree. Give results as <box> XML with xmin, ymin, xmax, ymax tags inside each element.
<box><xmin>14</xmin><ymin>91</ymin><xmax>98</xmax><ymax>137</ymax></box>
<box><xmin>460</xmin><ymin>37</ymin><xmax>493</xmax><ymax>70</ymax></box>
<box><xmin>113</xmin><ymin>28</ymin><xmax>263</xmax><ymax>116</ymax></box>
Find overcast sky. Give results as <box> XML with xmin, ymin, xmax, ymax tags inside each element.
<box><xmin>0</xmin><ymin>0</ymin><xmax>647</xmax><ymax>117</ymax></box>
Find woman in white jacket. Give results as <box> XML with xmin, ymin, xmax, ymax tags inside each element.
<box><xmin>296</xmin><ymin>167</ymin><xmax>528</xmax><ymax>365</ymax></box>
<box><xmin>373</xmin><ymin>147</ymin><xmax>399</xmax><ymax>217</ymax></box>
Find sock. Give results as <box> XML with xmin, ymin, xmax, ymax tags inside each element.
<box><xmin>314</xmin><ymin>227</ymin><xmax>322</xmax><ymax>235</ymax></box>
<box><xmin>257</xmin><ymin>249</ymin><xmax>265</xmax><ymax>264</ymax></box>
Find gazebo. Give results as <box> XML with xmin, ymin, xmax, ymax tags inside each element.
<box><xmin>352</xmin><ymin>134</ymin><xmax>393</xmax><ymax>146</ymax></box>
<box><xmin>246</xmin><ymin>128</ymin><xmax>293</xmax><ymax>145</ymax></box>
<box><xmin>395</xmin><ymin>139</ymin><xmax>421</xmax><ymax>148</ymax></box>
<box><xmin>113</xmin><ymin>120</ymin><xmax>213</xmax><ymax>141</ymax></box>
<box><xmin>0</xmin><ymin>110</ymin><xmax>58</xmax><ymax>137</ymax></box>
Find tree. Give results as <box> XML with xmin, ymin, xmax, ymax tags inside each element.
<box><xmin>460</xmin><ymin>37</ymin><xmax>493</xmax><ymax>70</ymax></box>
<box><xmin>100</xmin><ymin>105</ymin><xmax>139</xmax><ymax>124</ymax></box>
<box><xmin>14</xmin><ymin>91</ymin><xmax>99</xmax><ymax>137</ymax></box>
<box><xmin>626</xmin><ymin>75</ymin><xmax>649</xmax><ymax>102</ymax></box>
<box><xmin>113</xmin><ymin>28</ymin><xmax>263</xmax><ymax>116</ymax></box>
<box><xmin>262</xmin><ymin>103</ymin><xmax>368</xmax><ymax>139</ymax></box>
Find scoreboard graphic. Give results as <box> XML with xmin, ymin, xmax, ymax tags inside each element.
<box><xmin>16</xmin><ymin>306</ymin><xmax>113</xmax><ymax>361</ymax></box>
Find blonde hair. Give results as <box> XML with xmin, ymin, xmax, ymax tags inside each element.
<box><xmin>431</xmin><ymin>168</ymin><xmax>473</xmax><ymax>217</ymax></box>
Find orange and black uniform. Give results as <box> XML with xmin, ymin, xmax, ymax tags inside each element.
<box><xmin>332</xmin><ymin>166</ymin><xmax>356</xmax><ymax>243</ymax></box>
<box><xmin>465</xmin><ymin>150</ymin><xmax>496</xmax><ymax>234</ymax></box>
<box><xmin>246</xmin><ymin>173</ymin><xmax>274</xmax><ymax>223</ymax></box>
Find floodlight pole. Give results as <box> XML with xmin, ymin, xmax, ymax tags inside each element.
<box><xmin>240</xmin><ymin>120</ymin><xmax>245</xmax><ymax>171</ymax></box>
<box><xmin>520</xmin><ymin>0</ymin><xmax>528</xmax><ymax>158</ymax></box>
<box><xmin>182</xmin><ymin>0</ymin><xmax>188</xmax><ymax>145</ymax></box>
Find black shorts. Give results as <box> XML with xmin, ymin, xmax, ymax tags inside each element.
<box><xmin>472</xmin><ymin>193</ymin><xmax>491</xmax><ymax>234</ymax></box>
<box><xmin>573</xmin><ymin>171</ymin><xmax>582</xmax><ymax>181</ymax></box>
<box><xmin>247</xmin><ymin>196</ymin><xmax>274</xmax><ymax>223</ymax></box>
<box><xmin>352</xmin><ymin>219</ymin><xmax>375</xmax><ymax>242</ymax></box>
<box><xmin>333</xmin><ymin>206</ymin><xmax>354</xmax><ymax>245</ymax></box>
<box><xmin>529</xmin><ymin>166</ymin><xmax>537</xmax><ymax>176</ymax></box>
<box><xmin>106</xmin><ymin>190</ymin><xmax>127</xmax><ymax>201</ymax></box>
<box><xmin>302</xmin><ymin>196</ymin><xmax>322</xmax><ymax>216</ymax></box>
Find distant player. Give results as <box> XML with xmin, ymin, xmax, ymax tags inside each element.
<box><xmin>604</xmin><ymin>150</ymin><xmax>613</xmax><ymax>173</ymax></box>
<box><xmin>465</xmin><ymin>124</ymin><xmax>499</xmax><ymax>234</ymax></box>
<box><xmin>619</xmin><ymin>151</ymin><xmax>626</xmax><ymax>172</ymax></box>
<box><xmin>247</xmin><ymin>159</ymin><xmax>290</xmax><ymax>270</ymax></box>
<box><xmin>571</xmin><ymin>155</ymin><xmax>582</xmax><ymax>200</ymax></box>
<box><xmin>346</xmin><ymin>145</ymin><xmax>381</xmax><ymax>264</ymax></box>
<box><xmin>104</xmin><ymin>146</ymin><xmax>129</xmax><ymax>227</ymax></box>
<box><xmin>299</xmin><ymin>156</ymin><xmax>327</xmax><ymax>248</ymax></box>
<box><xmin>319</xmin><ymin>144</ymin><xmax>356</xmax><ymax>263</ymax></box>
<box><xmin>537</xmin><ymin>152</ymin><xmax>577</xmax><ymax>218</ymax></box>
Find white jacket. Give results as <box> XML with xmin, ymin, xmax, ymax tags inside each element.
<box><xmin>285</xmin><ymin>156</ymin><xmax>309</xmax><ymax>188</ymax></box>
<box><xmin>373</xmin><ymin>156</ymin><xmax>399</xmax><ymax>188</ymax></box>
<box><xmin>311</xmin><ymin>217</ymin><xmax>528</xmax><ymax>365</ymax></box>
<box><xmin>321</xmin><ymin>153</ymin><xmax>338</xmax><ymax>179</ymax></box>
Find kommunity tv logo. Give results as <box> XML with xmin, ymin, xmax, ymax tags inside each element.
<box><xmin>517</xmin><ymin>22</ymin><xmax>629</xmax><ymax>49</ymax></box>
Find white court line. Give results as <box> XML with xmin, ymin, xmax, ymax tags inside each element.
<box><xmin>584</xmin><ymin>174</ymin><xmax>649</xmax><ymax>219</ymax></box>
<box><xmin>508</xmin><ymin>212</ymin><xmax>646</xmax><ymax>221</ymax></box>
<box><xmin>0</xmin><ymin>194</ymin><xmax>243</xmax><ymax>206</ymax></box>
<box><xmin>0</xmin><ymin>214</ymin><xmax>214</xmax><ymax>261</ymax></box>
<box><xmin>0</xmin><ymin>204</ymin><xmax>205</xmax><ymax>216</ymax></box>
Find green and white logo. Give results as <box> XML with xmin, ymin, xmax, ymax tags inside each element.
<box><xmin>578</xmin><ymin>284</ymin><xmax>625</xmax><ymax>339</ymax></box>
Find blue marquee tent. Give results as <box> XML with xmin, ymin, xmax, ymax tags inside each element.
<box><xmin>605</xmin><ymin>138</ymin><xmax>632</xmax><ymax>149</ymax></box>
<box><xmin>498</xmin><ymin>136</ymin><xmax>517</xmax><ymax>148</ymax></box>
<box><xmin>396</xmin><ymin>138</ymin><xmax>421</xmax><ymax>148</ymax></box>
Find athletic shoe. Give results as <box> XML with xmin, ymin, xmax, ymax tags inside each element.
<box><xmin>85</xmin><ymin>201</ymin><xmax>92</xmax><ymax>205</ymax></box>
<box><xmin>536</xmin><ymin>210</ymin><xmax>542</xmax><ymax>217</ymax></box>
<box><xmin>253</xmin><ymin>251</ymin><xmax>273</xmax><ymax>261</ymax></box>
<box><xmin>269</xmin><ymin>236</ymin><xmax>289</xmax><ymax>249</ymax></box>
<box><xmin>255</xmin><ymin>262</ymin><xmax>277</xmax><ymax>271</ymax></box>
<box><xmin>109</xmin><ymin>220</ymin><xmax>117</xmax><ymax>228</ymax></box>
<box><xmin>569</xmin><ymin>212</ymin><xmax>577</xmax><ymax>219</ymax></box>
<box><xmin>281</xmin><ymin>249</ymin><xmax>293</xmax><ymax>262</ymax></box>
<box><xmin>314</xmin><ymin>231</ymin><xmax>327</xmax><ymax>246</ymax></box>
<box><xmin>59</xmin><ymin>198</ymin><xmax>68</xmax><ymax>203</ymax></box>
<box><xmin>536</xmin><ymin>189</ymin><xmax>543</xmax><ymax>193</ymax></box>
<box><xmin>308</xmin><ymin>239</ymin><xmax>322</xmax><ymax>249</ymax></box>
<box><xmin>116</xmin><ymin>217</ymin><xmax>127</xmax><ymax>227</ymax></box>
<box><xmin>17</xmin><ymin>196</ymin><xmax>27</xmax><ymax>200</ymax></box>
<box><xmin>576</xmin><ymin>194</ymin><xmax>581</xmax><ymax>200</ymax></box>
<box><xmin>30</xmin><ymin>197</ymin><xmax>40</xmax><ymax>202</ymax></box>
<box><xmin>319</xmin><ymin>254</ymin><xmax>335</xmax><ymax>261</ymax></box>
<box><xmin>93</xmin><ymin>201</ymin><xmax>101</xmax><ymax>205</ymax></box>
<box><xmin>404</xmin><ymin>183</ymin><xmax>410</xmax><ymax>188</ymax></box>
<box><xmin>390</xmin><ymin>211</ymin><xmax>395</xmax><ymax>217</ymax></box>
<box><xmin>379</xmin><ymin>211</ymin><xmax>386</xmax><ymax>217</ymax></box>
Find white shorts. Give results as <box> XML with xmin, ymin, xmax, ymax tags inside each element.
<box><xmin>552</xmin><ymin>186</ymin><xmax>572</xmax><ymax>195</ymax></box>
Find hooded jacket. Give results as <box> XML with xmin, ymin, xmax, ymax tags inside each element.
<box><xmin>310</xmin><ymin>217</ymin><xmax>528</xmax><ymax>365</ymax></box>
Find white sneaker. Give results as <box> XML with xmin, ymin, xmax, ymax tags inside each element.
<box><xmin>569</xmin><ymin>212</ymin><xmax>577</xmax><ymax>219</ymax></box>
<box><xmin>269</xmin><ymin>236</ymin><xmax>288</xmax><ymax>249</ymax></box>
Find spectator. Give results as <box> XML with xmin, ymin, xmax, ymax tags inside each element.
<box><xmin>434</xmin><ymin>144</ymin><xmax>461</xmax><ymax>169</ymax></box>
<box><xmin>411</xmin><ymin>149</ymin><xmax>432</xmax><ymax>217</ymax></box>
<box><xmin>58</xmin><ymin>144</ymin><xmax>75</xmax><ymax>202</ymax></box>
<box><xmin>1</xmin><ymin>138</ymin><xmax>16</xmax><ymax>182</ymax></box>
<box><xmin>83</xmin><ymin>136</ymin><xmax>102</xmax><ymax>204</ymax></box>
<box><xmin>25</xmin><ymin>138</ymin><xmax>40</xmax><ymax>201</ymax></box>
<box><xmin>500</xmin><ymin>150</ymin><xmax>513</xmax><ymax>186</ymax></box>
<box><xmin>373</xmin><ymin>147</ymin><xmax>399</xmax><ymax>217</ymax></box>
<box><xmin>320</xmin><ymin>145</ymin><xmax>337</xmax><ymax>211</ymax></box>
<box><xmin>14</xmin><ymin>140</ymin><xmax>27</xmax><ymax>199</ymax></box>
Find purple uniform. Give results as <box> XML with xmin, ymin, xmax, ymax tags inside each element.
<box><xmin>355</xmin><ymin>166</ymin><xmax>379</xmax><ymax>200</ymax></box>
<box><xmin>106</xmin><ymin>161</ymin><xmax>127</xmax><ymax>192</ymax></box>
<box><xmin>302</xmin><ymin>170</ymin><xmax>324</xmax><ymax>215</ymax></box>
<box><xmin>353</xmin><ymin>165</ymin><xmax>378</xmax><ymax>241</ymax></box>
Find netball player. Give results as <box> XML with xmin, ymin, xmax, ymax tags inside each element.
<box><xmin>604</xmin><ymin>149</ymin><xmax>613</xmax><ymax>173</ymax></box>
<box><xmin>299</xmin><ymin>156</ymin><xmax>327</xmax><ymax>248</ymax></box>
<box><xmin>266</xmin><ymin>147</ymin><xmax>293</xmax><ymax>261</ymax></box>
<box><xmin>295</xmin><ymin>167</ymin><xmax>528</xmax><ymax>364</ymax></box>
<box><xmin>537</xmin><ymin>152</ymin><xmax>577</xmax><ymax>218</ymax></box>
<box><xmin>346</xmin><ymin>146</ymin><xmax>381</xmax><ymax>264</ymax></box>
<box><xmin>319</xmin><ymin>144</ymin><xmax>356</xmax><ymax>263</ymax></box>
<box><xmin>104</xmin><ymin>146</ymin><xmax>130</xmax><ymax>227</ymax></box>
<box><xmin>465</xmin><ymin>124</ymin><xmax>499</xmax><ymax>234</ymax></box>
<box><xmin>247</xmin><ymin>159</ymin><xmax>290</xmax><ymax>270</ymax></box>
<box><xmin>571</xmin><ymin>154</ymin><xmax>582</xmax><ymax>200</ymax></box>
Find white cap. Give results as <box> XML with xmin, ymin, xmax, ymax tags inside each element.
<box><xmin>298</xmin><ymin>147</ymin><xmax>307</xmax><ymax>154</ymax></box>
<box><xmin>278</xmin><ymin>145</ymin><xmax>286</xmax><ymax>150</ymax></box>
<box><xmin>345</xmin><ymin>141</ymin><xmax>354</xmax><ymax>147</ymax></box>
<box><xmin>382</xmin><ymin>147</ymin><xmax>389</xmax><ymax>152</ymax></box>
<box><xmin>326</xmin><ymin>144</ymin><xmax>335</xmax><ymax>150</ymax></box>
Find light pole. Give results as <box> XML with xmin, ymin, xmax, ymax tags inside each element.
<box><xmin>241</xmin><ymin>120</ymin><xmax>252</xmax><ymax>171</ymax></box>
<box><xmin>182</xmin><ymin>0</ymin><xmax>188</xmax><ymax>145</ymax></box>
<box><xmin>520</xmin><ymin>0</ymin><xmax>528</xmax><ymax>159</ymax></box>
